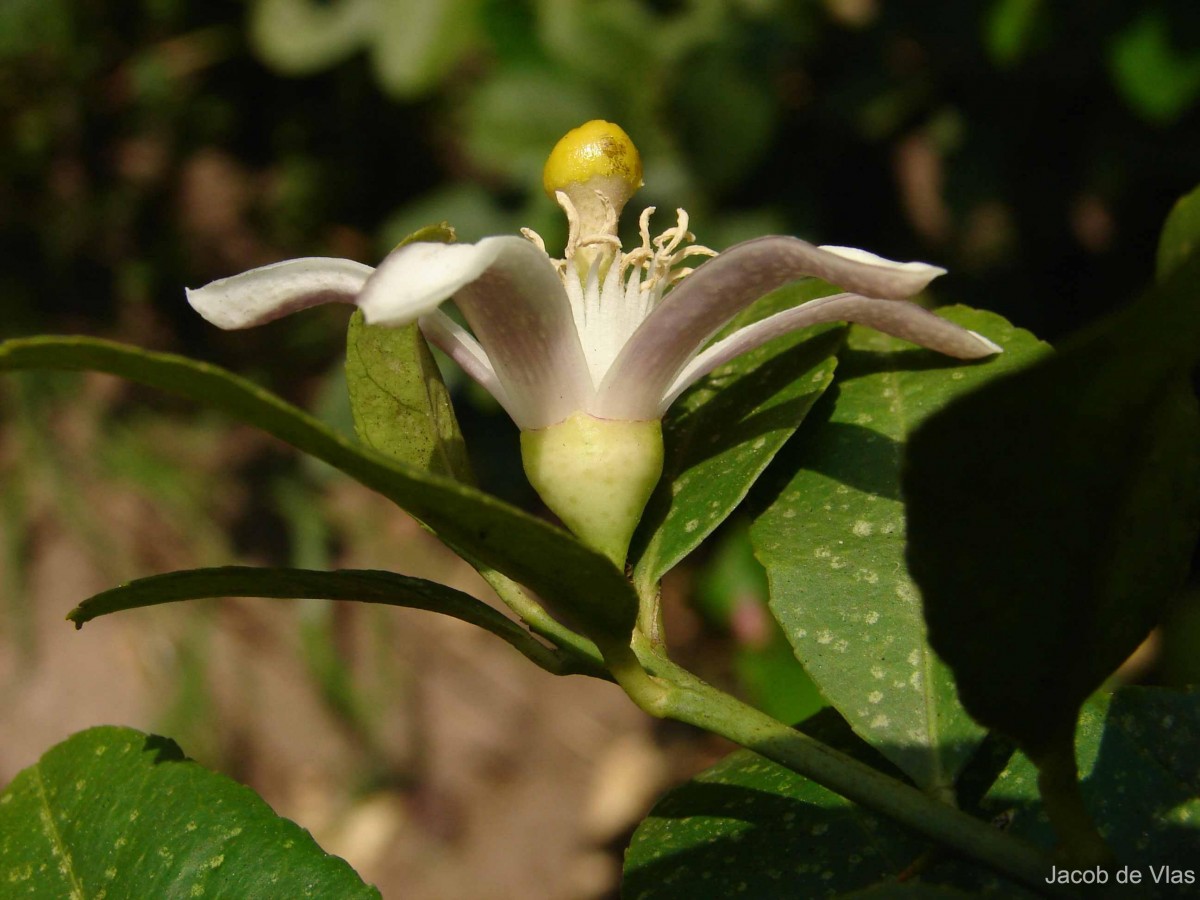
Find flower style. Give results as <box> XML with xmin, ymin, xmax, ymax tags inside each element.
<box><xmin>188</xmin><ymin>120</ymin><xmax>1000</xmax><ymax>564</ymax></box>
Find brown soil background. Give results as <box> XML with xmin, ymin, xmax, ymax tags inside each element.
<box><xmin>0</xmin><ymin>374</ymin><xmax>725</xmax><ymax>899</ymax></box>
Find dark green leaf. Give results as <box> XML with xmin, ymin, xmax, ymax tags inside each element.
<box><xmin>0</xmin><ymin>726</ymin><xmax>378</xmax><ymax>898</ymax></box>
<box><xmin>0</xmin><ymin>337</ymin><xmax>637</xmax><ymax>641</ymax></box>
<box><xmin>980</xmin><ymin>687</ymin><xmax>1200</xmax><ymax>896</ymax></box>
<box><xmin>753</xmin><ymin>307</ymin><xmax>1046</xmax><ymax>791</ymax></box>
<box><xmin>623</xmin><ymin>710</ymin><xmax>929</xmax><ymax>899</ymax></box>
<box><xmin>633</xmin><ymin>282</ymin><xmax>843</xmax><ymax>588</ymax></box>
<box><xmin>67</xmin><ymin>566</ymin><xmax>585</xmax><ymax>675</ymax></box>
<box><xmin>904</xmin><ymin>258</ymin><xmax>1200</xmax><ymax>759</ymax></box>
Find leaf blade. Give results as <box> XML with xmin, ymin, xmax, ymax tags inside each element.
<box><xmin>633</xmin><ymin>282</ymin><xmax>844</xmax><ymax>586</ymax></box>
<box><xmin>0</xmin><ymin>336</ymin><xmax>637</xmax><ymax>641</ymax></box>
<box><xmin>66</xmin><ymin>565</ymin><xmax>585</xmax><ymax>675</ymax></box>
<box><xmin>0</xmin><ymin>726</ymin><xmax>379</xmax><ymax>898</ymax></box>
<box><xmin>752</xmin><ymin>307</ymin><xmax>1048</xmax><ymax>791</ymax></box>
<box><xmin>980</xmin><ymin>686</ymin><xmax>1200</xmax><ymax>894</ymax></box>
<box><xmin>904</xmin><ymin>259</ymin><xmax>1200</xmax><ymax>759</ymax></box>
<box><xmin>623</xmin><ymin>710</ymin><xmax>928</xmax><ymax>898</ymax></box>
<box><xmin>345</xmin><ymin>237</ymin><xmax>472</xmax><ymax>479</ymax></box>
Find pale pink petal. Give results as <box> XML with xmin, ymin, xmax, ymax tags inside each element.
<box><xmin>659</xmin><ymin>293</ymin><xmax>1003</xmax><ymax>412</ymax></box>
<box><xmin>594</xmin><ymin>237</ymin><xmax>947</xmax><ymax>419</ymax></box>
<box><xmin>417</xmin><ymin>310</ymin><xmax>514</xmax><ymax>416</ymax></box>
<box><xmin>359</xmin><ymin>237</ymin><xmax>592</xmax><ymax>430</ymax></box>
<box><xmin>186</xmin><ymin>257</ymin><xmax>373</xmax><ymax>329</ymax></box>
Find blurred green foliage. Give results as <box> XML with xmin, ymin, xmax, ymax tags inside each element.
<box><xmin>2</xmin><ymin>0</ymin><xmax>1198</xmax><ymax>726</ymax></box>
<box><xmin>4</xmin><ymin>0</ymin><xmax>1198</xmax><ymax>353</ymax></box>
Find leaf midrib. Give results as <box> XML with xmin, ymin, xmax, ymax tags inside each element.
<box><xmin>32</xmin><ymin>767</ymin><xmax>84</xmax><ymax>899</ymax></box>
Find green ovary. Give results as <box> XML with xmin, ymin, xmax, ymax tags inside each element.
<box><xmin>521</xmin><ymin>412</ymin><xmax>664</xmax><ymax>566</ymax></box>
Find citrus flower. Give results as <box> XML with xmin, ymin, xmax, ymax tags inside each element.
<box><xmin>188</xmin><ymin>120</ymin><xmax>1000</xmax><ymax>564</ymax></box>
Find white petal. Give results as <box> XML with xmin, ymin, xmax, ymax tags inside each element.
<box><xmin>594</xmin><ymin>236</ymin><xmax>946</xmax><ymax>419</ymax></box>
<box><xmin>361</xmin><ymin>237</ymin><xmax>592</xmax><ymax>430</ymax></box>
<box><xmin>417</xmin><ymin>309</ymin><xmax>514</xmax><ymax>416</ymax></box>
<box><xmin>357</xmin><ymin>240</ymin><xmax>507</xmax><ymax>326</ymax></box>
<box><xmin>186</xmin><ymin>257</ymin><xmax>373</xmax><ymax>329</ymax></box>
<box><xmin>661</xmin><ymin>293</ymin><xmax>1004</xmax><ymax>412</ymax></box>
<box><xmin>817</xmin><ymin>245</ymin><xmax>946</xmax><ymax>291</ymax></box>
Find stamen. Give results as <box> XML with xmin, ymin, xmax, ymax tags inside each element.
<box><xmin>520</xmin><ymin>227</ymin><xmax>547</xmax><ymax>254</ymax></box>
<box><xmin>594</xmin><ymin>189</ymin><xmax>618</xmax><ymax>236</ymax></box>
<box><xmin>548</xmin><ymin>193</ymin><xmax>717</xmax><ymax>320</ymax></box>
<box><xmin>637</xmin><ymin>207</ymin><xmax>656</xmax><ymax>254</ymax></box>
<box><xmin>676</xmin><ymin>245</ymin><xmax>718</xmax><ymax>262</ymax></box>
<box><xmin>653</xmin><ymin>208</ymin><xmax>691</xmax><ymax>256</ymax></box>
<box><xmin>613</xmin><ymin>205</ymin><xmax>718</xmax><ymax>297</ymax></box>
<box><xmin>577</xmin><ymin>234</ymin><xmax>622</xmax><ymax>251</ymax></box>
<box><xmin>556</xmin><ymin>190</ymin><xmax>582</xmax><ymax>260</ymax></box>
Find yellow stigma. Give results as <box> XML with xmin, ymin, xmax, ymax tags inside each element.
<box><xmin>543</xmin><ymin>120</ymin><xmax>643</xmax><ymax>204</ymax></box>
<box><xmin>543</xmin><ymin>121</ymin><xmax>643</xmax><ymax>276</ymax></box>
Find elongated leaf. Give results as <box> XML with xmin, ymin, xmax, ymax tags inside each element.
<box><xmin>0</xmin><ymin>337</ymin><xmax>637</xmax><ymax>641</ymax></box>
<box><xmin>904</xmin><ymin>256</ymin><xmax>1200</xmax><ymax>759</ymax></box>
<box><xmin>345</xmin><ymin>223</ymin><xmax>472</xmax><ymax>481</ymax></box>
<box><xmin>67</xmin><ymin>566</ymin><xmax>584</xmax><ymax>675</ymax></box>
<box><xmin>623</xmin><ymin>710</ymin><xmax>928</xmax><ymax>899</ymax></box>
<box><xmin>633</xmin><ymin>282</ymin><xmax>844</xmax><ymax>587</ymax></box>
<box><xmin>0</xmin><ymin>726</ymin><xmax>378</xmax><ymax>898</ymax></box>
<box><xmin>981</xmin><ymin>687</ymin><xmax>1200</xmax><ymax>896</ymax></box>
<box><xmin>752</xmin><ymin>307</ymin><xmax>1047</xmax><ymax>792</ymax></box>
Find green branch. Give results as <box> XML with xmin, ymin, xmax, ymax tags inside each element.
<box><xmin>622</xmin><ymin>644</ymin><xmax>1070</xmax><ymax>896</ymax></box>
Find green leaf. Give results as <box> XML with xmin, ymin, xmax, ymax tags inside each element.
<box><xmin>0</xmin><ymin>337</ymin><xmax>637</xmax><ymax>641</ymax></box>
<box><xmin>0</xmin><ymin>0</ymin><xmax>73</xmax><ymax>61</ymax></box>
<box><xmin>694</xmin><ymin>523</ymin><xmax>825</xmax><ymax>724</ymax></box>
<box><xmin>1157</xmin><ymin>182</ymin><xmax>1200</xmax><ymax>281</ymax></box>
<box><xmin>981</xmin><ymin>687</ymin><xmax>1200</xmax><ymax>894</ymax></box>
<box><xmin>345</xmin><ymin>224</ymin><xmax>472</xmax><ymax>482</ymax></box>
<box><xmin>984</xmin><ymin>0</ymin><xmax>1047</xmax><ymax>68</ymax></box>
<box><xmin>67</xmin><ymin>566</ymin><xmax>585</xmax><ymax>676</ymax></box>
<box><xmin>904</xmin><ymin>258</ymin><xmax>1200</xmax><ymax>760</ymax></box>
<box><xmin>250</xmin><ymin>0</ymin><xmax>479</xmax><ymax>98</ymax></box>
<box><xmin>0</xmin><ymin>726</ymin><xmax>378</xmax><ymax>897</ymax></box>
<box><xmin>1108</xmin><ymin>11</ymin><xmax>1200</xmax><ymax>124</ymax></box>
<box><xmin>463</xmin><ymin>69</ymin><xmax>601</xmax><ymax>185</ymax></box>
<box><xmin>627</xmin><ymin>688</ymin><xmax>1200</xmax><ymax>898</ymax></box>
<box><xmin>371</xmin><ymin>0</ymin><xmax>481</xmax><ymax>98</ymax></box>
<box><xmin>633</xmin><ymin>283</ymin><xmax>844</xmax><ymax>588</ymax></box>
<box><xmin>249</xmin><ymin>0</ymin><xmax>373</xmax><ymax>74</ymax></box>
<box><xmin>752</xmin><ymin>307</ymin><xmax>1047</xmax><ymax>792</ymax></box>
<box><xmin>623</xmin><ymin>710</ymin><xmax>929</xmax><ymax>899</ymax></box>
